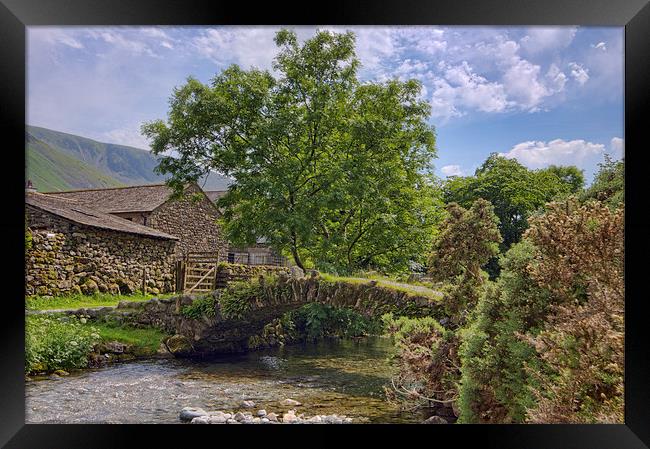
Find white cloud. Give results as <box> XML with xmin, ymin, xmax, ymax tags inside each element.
<box><xmin>30</xmin><ymin>28</ymin><xmax>84</xmax><ymax>49</ymax></box>
<box><xmin>519</xmin><ymin>27</ymin><xmax>577</xmax><ymax>54</ymax></box>
<box><xmin>610</xmin><ymin>137</ymin><xmax>624</xmax><ymax>158</ymax></box>
<box><xmin>441</xmin><ymin>165</ymin><xmax>464</xmax><ymax>177</ymax></box>
<box><xmin>192</xmin><ymin>28</ymin><xmax>281</xmax><ymax>70</ymax></box>
<box><xmin>568</xmin><ymin>62</ymin><xmax>590</xmax><ymax>85</ymax></box>
<box><xmin>500</xmin><ymin>138</ymin><xmax>605</xmax><ymax>168</ymax></box>
<box><xmin>592</xmin><ymin>42</ymin><xmax>607</xmax><ymax>51</ymax></box>
<box><xmin>429</xmin><ymin>61</ymin><xmax>510</xmax><ymax>119</ymax></box>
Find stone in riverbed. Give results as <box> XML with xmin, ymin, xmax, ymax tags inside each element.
<box><xmin>257</xmin><ymin>409</ymin><xmax>267</xmax><ymax>417</ymax></box>
<box><xmin>241</xmin><ymin>400</ymin><xmax>256</xmax><ymax>408</ymax></box>
<box><xmin>180</xmin><ymin>407</ymin><xmax>208</xmax><ymax>422</ymax></box>
<box><xmin>266</xmin><ymin>412</ymin><xmax>278</xmax><ymax>422</ymax></box>
<box><xmin>282</xmin><ymin>410</ymin><xmax>298</xmax><ymax>423</ymax></box>
<box><xmin>234</xmin><ymin>412</ymin><xmax>246</xmax><ymax>422</ymax></box>
<box><xmin>165</xmin><ymin>334</ymin><xmax>193</xmax><ymax>357</ymax></box>
<box><xmin>190</xmin><ymin>416</ymin><xmax>210</xmax><ymax>424</ymax></box>
<box><xmin>208</xmin><ymin>412</ymin><xmax>228</xmax><ymax>424</ymax></box>
<box><xmin>281</xmin><ymin>398</ymin><xmax>302</xmax><ymax>406</ymax></box>
<box><xmin>53</xmin><ymin>369</ymin><xmax>69</xmax><ymax>377</ymax></box>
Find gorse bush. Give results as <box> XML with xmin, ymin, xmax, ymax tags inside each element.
<box><xmin>382</xmin><ymin>313</ymin><xmax>460</xmax><ymax>408</ymax></box>
<box><xmin>26</xmin><ymin>314</ymin><xmax>100</xmax><ymax>374</ymax></box>
<box><xmin>457</xmin><ymin>241</ymin><xmax>552</xmax><ymax>423</ymax></box>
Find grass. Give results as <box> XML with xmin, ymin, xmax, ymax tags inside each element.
<box><xmin>26</xmin><ymin>292</ymin><xmax>175</xmax><ymax>311</ymax></box>
<box><xmin>320</xmin><ymin>272</ymin><xmax>443</xmax><ymax>300</ymax></box>
<box><xmin>92</xmin><ymin>322</ymin><xmax>168</xmax><ymax>356</ymax></box>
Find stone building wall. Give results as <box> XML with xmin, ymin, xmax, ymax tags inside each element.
<box><xmin>26</xmin><ymin>206</ymin><xmax>177</xmax><ymax>297</ymax></box>
<box><xmin>148</xmin><ymin>183</ymin><xmax>227</xmax><ymax>258</ymax></box>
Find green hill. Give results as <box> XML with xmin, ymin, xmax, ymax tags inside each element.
<box><xmin>25</xmin><ymin>126</ymin><xmax>232</xmax><ymax>192</ymax></box>
<box><xmin>26</xmin><ymin>132</ymin><xmax>125</xmax><ymax>191</ymax></box>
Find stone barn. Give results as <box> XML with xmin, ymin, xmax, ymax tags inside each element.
<box><xmin>48</xmin><ymin>183</ymin><xmax>227</xmax><ymax>259</ymax></box>
<box><xmin>26</xmin><ymin>192</ymin><xmax>178</xmax><ymax>296</ymax></box>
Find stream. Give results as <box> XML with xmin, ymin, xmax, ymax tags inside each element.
<box><xmin>26</xmin><ymin>337</ymin><xmax>436</xmax><ymax>424</ymax></box>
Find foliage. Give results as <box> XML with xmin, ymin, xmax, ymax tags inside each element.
<box><xmin>218</xmin><ymin>279</ymin><xmax>262</xmax><ymax>320</ymax></box>
<box><xmin>582</xmin><ymin>155</ymin><xmax>624</xmax><ymax>208</ymax></box>
<box><xmin>443</xmin><ymin>154</ymin><xmax>584</xmax><ymax>275</ymax></box>
<box><xmin>522</xmin><ymin>198</ymin><xmax>624</xmax><ymax>423</ymax></box>
<box><xmin>458</xmin><ymin>197</ymin><xmax>624</xmax><ymax>424</ymax></box>
<box><xmin>457</xmin><ymin>241</ymin><xmax>552</xmax><ymax>423</ymax></box>
<box><xmin>289</xmin><ymin>303</ymin><xmax>381</xmax><ymax>340</ymax></box>
<box><xmin>382</xmin><ymin>313</ymin><xmax>460</xmax><ymax>408</ymax></box>
<box><xmin>180</xmin><ymin>295</ymin><xmax>216</xmax><ymax>319</ymax></box>
<box><xmin>142</xmin><ymin>29</ymin><xmax>439</xmax><ymax>274</ymax></box>
<box><xmin>428</xmin><ymin>199</ymin><xmax>501</xmax><ymax>321</ymax></box>
<box><xmin>26</xmin><ymin>292</ymin><xmax>173</xmax><ymax>311</ymax></box>
<box><xmin>26</xmin><ymin>314</ymin><xmax>100</xmax><ymax>374</ymax></box>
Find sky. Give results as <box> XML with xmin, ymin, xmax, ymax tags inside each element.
<box><xmin>27</xmin><ymin>26</ymin><xmax>624</xmax><ymax>184</ymax></box>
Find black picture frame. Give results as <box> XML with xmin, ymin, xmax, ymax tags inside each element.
<box><xmin>1</xmin><ymin>0</ymin><xmax>648</xmax><ymax>447</ymax></box>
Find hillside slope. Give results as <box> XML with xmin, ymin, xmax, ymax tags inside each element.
<box><xmin>25</xmin><ymin>126</ymin><xmax>232</xmax><ymax>191</ymax></box>
<box><xmin>26</xmin><ymin>132</ymin><xmax>125</xmax><ymax>191</ymax></box>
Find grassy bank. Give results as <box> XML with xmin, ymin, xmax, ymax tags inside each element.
<box><xmin>25</xmin><ymin>314</ymin><xmax>169</xmax><ymax>374</ymax></box>
<box><xmin>320</xmin><ymin>273</ymin><xmax>443</xmax><ymax>300</ymax></box>
<box><xmin>26</xmin><ymin>292</ymin><xmax>175</xmax><ymax>311</ymax></box>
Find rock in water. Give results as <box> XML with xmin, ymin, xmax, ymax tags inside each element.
<box><xmin>190</xmin><ymin>416</ymin><xmax>210</xmax><ymax>424</ymax></box>
<box><xmin>281</xmin><ymin>398</ymin><xmax>302</xmax><ymax>406</ymax></box>
<box><xmin>257</xmin><ymin>409</ymin><xmax>267</xmax><ymax>417</ymax></box>
<box><xmin>241</xmin><ymin>400</ymin><xmax>256</xmax><ymax>408</ymax></box>
<box><xmin>180</xmin><ymin>407</ymin><xmax>208</xmax><ymax>422</ymax></box>
<box><xmin>266</xmin><ymin>412</ymin><xmax>279</xmax><ymax>422</ymax></box>
<box><xmin>282</xmin><ymin>411</ymin><xmax>298</xmax><ymax>423</ymax></box>
<box><xmin>165</xmin><ymin>334</ymin><xmax>193</xmax><ymax>357</ymax></box>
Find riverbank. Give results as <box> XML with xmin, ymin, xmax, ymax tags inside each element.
<box><xmin>25</xmin><ymin>313</ymin><xmax>170</xmax><ymax>376</ymax></box>
<box><xmin>26</xmin><ymin>338</ymin><xmax>436</xmax><ymax>424</ymax></box>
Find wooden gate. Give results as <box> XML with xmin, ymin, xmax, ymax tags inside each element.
<box><xmin>176</xmin><ymin>251</ymin><xmax>222</xmax><ymax>295</ymax></box>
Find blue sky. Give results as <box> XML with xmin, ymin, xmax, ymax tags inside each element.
<box><xmin>27</xmin><ymin>26</ymin><xmax>624</xmax><ymax>183</ymax></box>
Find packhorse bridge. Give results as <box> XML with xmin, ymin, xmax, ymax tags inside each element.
<box><xmin>52</xmin><ymin>264</ymin><xmax>445</xmax><ymax>356</ymax></box>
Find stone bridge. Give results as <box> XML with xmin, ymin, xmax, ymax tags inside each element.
<box><xmin>59</xmin><ymin>273</ymin><xmax>445</xmax><ymax>356</ymax></box>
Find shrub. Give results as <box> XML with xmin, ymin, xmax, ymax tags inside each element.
<box><xmin>457</xmin><ymin>241</ymin><xmax>552</xmax><ymax>423</ymax></box>
<box><xmin>289</xmin><ymin>303</ymin><xmax>381</xmax><ymax>340</ymax></box>
<box><xmin>382</xmin><ymin>313</ymin><xmax>460</xmax><ymax>408</ymax></box>
<box><xmin>25</xmin><ymin>314</ymin><xmax>100</xmax><ymax>373</ymax></box>
<box><xmin>218</xmin><ymin>279</ymin><xmax>263</xmax><ymax>320</ymax></box>
<box><xmin>180</xmin><ymin>295</ymin><xmax>216</xmax><ymax>319</ymax></box>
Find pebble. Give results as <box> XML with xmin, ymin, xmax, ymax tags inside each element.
<box><xmin>280</xmin><ymin>398</ymin><xmax>302</xmax><ymax>406</ymax></box>
<box><xmin>182</xmin><ymin>407</ymin><xmax>354</xmax><ymax>424</ymax></box>
<box><xmin>241</xmin><ymin>400</ymin><xmax>256</xmax><ymax>408</ymax></box>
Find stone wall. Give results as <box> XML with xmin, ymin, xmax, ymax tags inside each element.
<box><xmin>148</xmin><ymin>184</ymin><xmax>227</xmax><ymax>258</ymax></box>
<box><xmin>26</xmin><ymin>206</ymin><xmax>176</xmax><ymax>297</ymax></box>
<box><xmin>215</xmin><ymin>263</ymin><xmax>291</xmax><ymax>289</ymax></box>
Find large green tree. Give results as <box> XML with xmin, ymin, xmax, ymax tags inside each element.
<box><xmin>443</xmin><ymin>154</ymin><xmax>584</xmax><ymax>255</ymax></box>
<box><xmin>143</xmin><ymin>29</ymin><xmax>439</xmax><ymax>273</ymax></box>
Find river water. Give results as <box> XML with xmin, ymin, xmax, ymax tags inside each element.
<box><xmin>26</xmin><ymin>337</ymin><xmax>434</xmax><ymax>424</ymax></box>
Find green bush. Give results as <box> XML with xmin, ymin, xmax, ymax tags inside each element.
<box><xmin>26</xmin><ymin>314</ymin><xmax>100</xmax><ymax>374</ymax></box>
<box><xmin>180</xmin><ymin>295</ymin><xmax>216</xmax><ymax>319</ymax></box>
<box><xmin>218</xmin><ymin>279</ymin><xmax>264</xmax><ymax>320</ymax></box>
<box><xmin>289</xmin><ymin>303</ymin><xmax>381</xmax><ymax>340</ymax></box>
<box><xmin>457</xmin><ymin>241</ymin><xmax>553</xmax><ymax>423</ymax></box>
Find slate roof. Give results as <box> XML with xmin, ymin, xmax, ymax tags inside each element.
<box><xmin>204</xmin><ymin>190</ymin><xmax>228</xmax><ymax>203</ymax></box>
<box><xmin>26</xmin><ymin>192</ymin><xmax>178</xmax><ymax>240</ymax></box>
<box><xmin>45</xmin><ymin>184</ymin><xmax>175</xmax><ymax>214</ymax></box>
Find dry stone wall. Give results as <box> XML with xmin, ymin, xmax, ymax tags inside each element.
<box><xmin>148</xmin><ymin>184</ymin><xmax>227</xmax><ymax>258</ymax></box>
<box><xmin>26</xmin><ymin>206</ymin><xmax>176</xmax><ymax>297</ymax></box>
<box><xmin>215</xmin><ymin>263</ymin><xmax>291</xmax><ymax>289</ymax></box>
